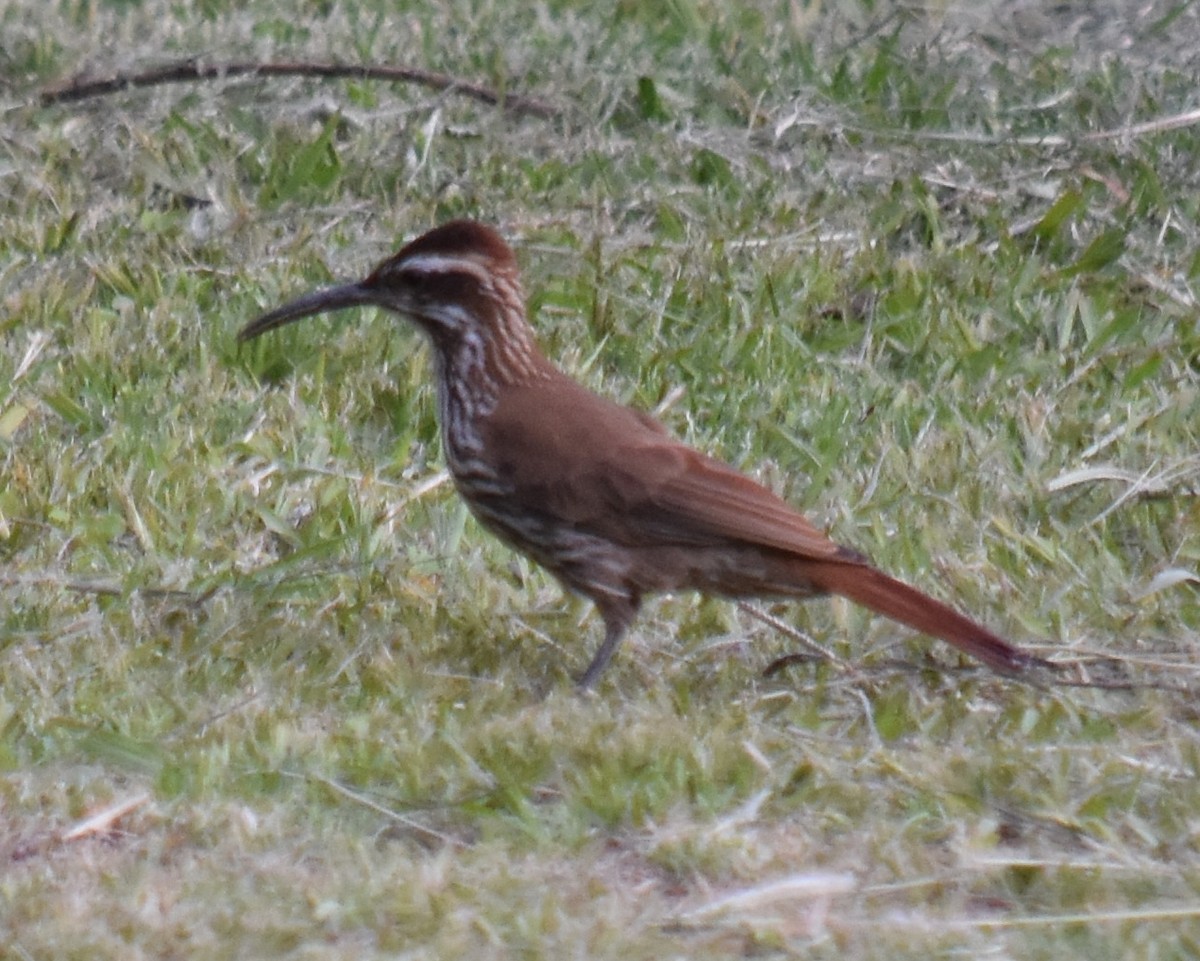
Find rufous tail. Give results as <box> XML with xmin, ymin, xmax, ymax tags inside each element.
<box><xmin>809</xmin><ymin>563</ymin><xmax>1049</xmax><ymax>674</ymax></box>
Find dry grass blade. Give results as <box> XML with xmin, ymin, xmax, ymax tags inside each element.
<box><xmin>61</xmin><ymin>793</ymin><xmax>152</xmax><ymax>842</ymax></box>
<box><xmin>677</xmin><ymin>871</ymin><xmax>857</xmax><ymax>921</ymax></box>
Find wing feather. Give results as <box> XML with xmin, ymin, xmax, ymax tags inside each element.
<box><xmin>594</xmin><ymin>441</ymin><xmax>848</xmax><ymax>559</ymax></box>
<box><xmin>487</xmin><ymin>377</ymin><xmax>853</xmax><ymax>562</ymax></box>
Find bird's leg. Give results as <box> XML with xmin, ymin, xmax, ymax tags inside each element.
<box><xmin>577</xmin><ymin>595</ymin><xmax>640</xmax><ymax>689</ymax></box>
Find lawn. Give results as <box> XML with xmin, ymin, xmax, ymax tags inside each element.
<box><xmin>2</xmin><ymin>0</ymin><xmax>1199</xmax><ymax>957</ymax></box>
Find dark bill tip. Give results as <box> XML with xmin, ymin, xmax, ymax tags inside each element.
<box><xmin>238</xmin><ymin>283</ymin><xmax>377</xmax><ymax>343</ymax></box>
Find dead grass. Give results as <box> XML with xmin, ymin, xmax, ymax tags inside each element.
<box><xmin>3</xmin><ymin>0</ymin><xmax>1200</xmax><ymax>957</ymax></box>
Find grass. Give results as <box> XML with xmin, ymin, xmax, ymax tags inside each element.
<box><xmin>3</xmin><ymin>0</ymin><xmax>1200</xmax><ymax>956</ymax></box>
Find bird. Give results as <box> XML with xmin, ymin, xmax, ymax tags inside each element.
<box><xmin>239</xmin><ymin>219</ymin><xmax>1050</xmax><ymax>688</ymax></box>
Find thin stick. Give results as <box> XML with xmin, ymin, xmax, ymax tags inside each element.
<box><xmin>735</xmin><ymin>601</ymin><xmax>853</xmax><ymax>673</ymax></box>
<box><xmin>854</xmin><ymin>105</ymin><xmax>1200</xmax><ymax>148</ymax></box>
<box><xmin>0</xmin><ymin>570</ymin><xmax>218</xmax><ymax>604</ymax></box>
<box><xmin>39</xmin><ymin>59</ymin><xmax>560</xmax><ymax>119</ymax></box>
<box><xmin>300</xmin><ymin>773</ymin><xmax>468</xmax><ymax>848</ymax></box>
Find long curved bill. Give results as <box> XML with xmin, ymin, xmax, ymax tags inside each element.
<box><xmin>238</xmin><ymin>282</ymin><xmax>377</xmax><ymax>342</ymax></box>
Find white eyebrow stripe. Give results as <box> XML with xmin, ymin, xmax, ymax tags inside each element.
<box><xmin>398</xmin><ymin>253</ymin><xmax>491</xmax><ymax>284</ymax></box>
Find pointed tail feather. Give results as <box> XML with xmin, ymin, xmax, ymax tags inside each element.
<box><xmin>809</xmin><ymin>563</ymin><xmax>1049</xmax><ymax>674</ymax></box>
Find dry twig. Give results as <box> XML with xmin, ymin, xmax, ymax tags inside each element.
<box><xmin>39</xmin><ymin>59</ymin><xmax>560</xmax><ymax>119</ymax></box>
